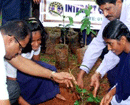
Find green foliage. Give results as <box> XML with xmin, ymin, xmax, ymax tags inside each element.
<box><xmin>74</xmin><ymin>85</ymin><xmax>101</xmax><ymax>105</ymax></box>
<box><xmin>87</xmin><ymin>93</ymin><xmax>101</xmax><ymax>103</ymax></box>
<box><xmin>76</xmin><ymin>5</ymin><xmax>96</xmax><ymax>46</ymax></box>
<box><xmin>74</xmin><ymin>100</ymin><xmax>80</xmax><ymax>105</ymax></box>
<box><xmin>50</xmin><ymin>10</ymin><xmax>74</xmax><ymax>44</ymax></box>
<box><xmin>76</xmin><ymin>5</ymin><xmax>92</xmax><ymax>34</ymax></box>
<box><xmin>69</xmin><ymin>65</ymin><xmax>101</xmax><ymax>105</ymax></box>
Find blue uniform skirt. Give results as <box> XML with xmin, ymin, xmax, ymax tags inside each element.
<box><xmin>17</xmin><ymin>61</ymin><xmax>60</xmax><ymax>105</ymax></box>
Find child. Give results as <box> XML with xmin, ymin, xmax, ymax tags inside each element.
<box><xmin>100</xmin><ymin>19</ymin><xmax>130</xmax><ymax>105</ymax></box>
<box><xmin>6</xmin><ymin>17</ymin><xmax>66</xmax><ymax>105</ymax></box>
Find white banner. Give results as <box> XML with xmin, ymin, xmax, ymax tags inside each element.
<box><xmin>40</xmin><ymin>0</ymin><xmax>103</xmax><ymax>30</ymax></box>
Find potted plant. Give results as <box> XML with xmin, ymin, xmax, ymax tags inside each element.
<box><xmin>76</xmin><ymin>5</ymin><xmax>96</xmax><ymax>64</ymax></box>
<box><xmin>67</xmin><ymin>28</ymin><xmax>80</xmax><ymax>54</ymax></box>
<box><xmin>50</xmin><ymin>10</ymin><xmax>73</xmax><ymax>69</ymax></box>
<box><xmin>45</xmin><ymin>27</ymin><xmax>61</xmax><ymax>54</ymax></box>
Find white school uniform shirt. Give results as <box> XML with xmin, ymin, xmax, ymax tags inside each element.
<box><xmin>5</xmin><ymin>46</ymin><xmax>41</xmax><ymax>78</ymax></box>
<box><xmin>0</xmin><ymin>32</ymin><xmax>9</xmax><ymax>100</ymax></box>
<box><xmin>80</xmin><ymin>0</ymin><xmax>130</xmax><ymax>78</ymax></box>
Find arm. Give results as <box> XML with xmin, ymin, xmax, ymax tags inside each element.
<box><xmin>0</xmin><ymin>100</ymin><xmax>10</xmax><ymax>105</ymax></box>
<box><xmin>96</xmin><ymin>0</ymin><xmax>130</xmax><ymax>77</ymax></box>
<box><xmin>9</xmin><ymin>55</ymin><xmax>53</xmax><ymax>78</ymax></box>
<box><xmin>96</xmin><ymin>51</ymin><xmax>120</xmax><ymax>77</ymax></box>
<box><xmin>77</xmin><ymin>70</ymin><xmax>86</xmax><ymax>88</ymax></box>
<box><xmin>77</xmin><ymin>36</ymin><xmax>106</xmax><ymax>88</ymax></box>
<box><xmin>90</xmin><ymin>42</ymin><xmax>120</xmax><ymax>97</ymax></box>
<box><xmin>77</xmin><ymin>17</ymin><xmax>109</xmax><ymax>88</ymax></box>
<box><xmin>8</xmin><ymin>55</ymin><xmax>77</xmax><ymax>87</ymax></box>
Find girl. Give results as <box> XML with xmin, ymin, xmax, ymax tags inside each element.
<box><xmin>100</xmin><ymin>19</ymin><xmax>130</xmax><ymax>105</ymax></box>
<box><xmin>6</xmin><ymin>17</ymin><xmax>66</xmax><ymax>105</ymax></box>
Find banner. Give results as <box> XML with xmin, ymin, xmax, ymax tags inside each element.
<box><xmin>40</xmin><ymin>0</ymin><xmax>103</xmax><ymax>30</ymax></box>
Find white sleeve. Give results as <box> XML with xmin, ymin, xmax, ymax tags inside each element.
<box><xmin>96</xmin><ymin>51</ymin><xmax>120</xmax><ymax>78</ymax></box>
<box><xmin>0</xmin><ymin>58</ymin><xmax>9</xmax><ymax>100</ymax></box>
<box><xmin>5</xmin><ymin>60</ymin><xmax>17</xmax><ymax>78</ymax></box>
<box><xmin>95</xmin><ymin>0</ymin><xmax>130</xmax><ymax>77</ymax></box>
<box><xmin>0</xmin><ymin>35</ymin><xmax>9</xmax><ymax>100</ymax></box>
<box><xmin>33</xmin><ymin>46</ymin><xmax>41</xmax><ymax>55</ymax></box>
<box><xmin>80</xmin><ymin>17</ymin><xmax>109</xmax><ymax>73</ymax></box>
<box><xmin>120</xmin><ymin>0</ymin><xmax>130</xmax><ymax>30</ymax></box>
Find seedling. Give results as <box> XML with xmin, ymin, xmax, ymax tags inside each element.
<box><xmin>76</xmin><ymin>5</ymin><xmax>96</xmax><ymax>46</ymax></box>
<box><xmin>74</xmin><ymin>85</ymin><xmax>101</xmax><ymax>105</ymax></box>
<box><xmin>68</xmin><ymin>66</ymin><xmax>101</xmax><ymax>105</ymax></box>
<box><xmin>50</xmin><ymin>10</ymin><xmax>73</xmax><ymax>44</ymax></box>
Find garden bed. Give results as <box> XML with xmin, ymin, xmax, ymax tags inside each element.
<box><xmin>39</xmin><ymin>53</ymin><xmax>110</xmax><ymax>105</ymax></box>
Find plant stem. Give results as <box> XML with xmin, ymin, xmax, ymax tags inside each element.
<box><xmin>85</xmin><ymin>32</ymin><xmax>87</xmax><ymax>47</ymax></box>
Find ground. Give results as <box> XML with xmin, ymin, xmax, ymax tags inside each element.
<box><xmin>38</xmin><ymin>52</ymin><xmax>110</xmax><ymax>105</ymax></box>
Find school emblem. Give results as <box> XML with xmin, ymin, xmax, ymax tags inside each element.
<box><xmin>49</xmin><ymin>2</ymin><xmax>63</xmax><ymax>15</ymax></box>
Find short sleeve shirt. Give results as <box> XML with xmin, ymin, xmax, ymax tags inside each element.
<box><xmin>0</xmin><ymin>32</ymin><xmax>9</xmax><ymax>100</ymax></box>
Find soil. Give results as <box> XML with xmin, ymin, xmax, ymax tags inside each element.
<box><xmin>39</xmin><ymin>52</ymin><xmax>110</xmax><ymax>105</ymax></box>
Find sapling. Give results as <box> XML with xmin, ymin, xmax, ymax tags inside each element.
<box><xmin>50</xmin><ymin>10</ymin><xmax>73</xmax><ymax>44</ymax></box>
<box><xmin>68</xmin><ymin>65</ymin><xmax>101</xmax><ymax>105</ymax></box>
<box><xmin>76</xmin><ymin>5</ymin><xmax>96</xmax><ymax>46</ymax></box>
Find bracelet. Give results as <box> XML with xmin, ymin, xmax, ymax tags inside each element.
<box><xmin>50</xmin><ymin>71</ymin><xmax>56</xmax><ymax>80</ymax></box>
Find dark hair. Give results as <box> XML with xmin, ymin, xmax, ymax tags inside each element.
<box><xmin>0</xmin><ymin>20</ymin><xmax>31</xmax><ymax>41</ymax></box>
<box><xmin>103</xmin><ymin>19</ymin><xmax>130</xmax><ymax>42</ymax></box>
<box><xmin>96</xmin><ymin>0</ymin><xmax>123</xmax><ymax>6</ymax></box>
<box><xmin>22</xmin><ymin>17</ymin><xmax>47</xmax><ymax>53</ymax></box>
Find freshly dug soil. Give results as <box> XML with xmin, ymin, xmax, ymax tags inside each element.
<box><xmin>39</xmin><ymin>53</ymin><xmax>110</xmax><ymax>105</ymax></box>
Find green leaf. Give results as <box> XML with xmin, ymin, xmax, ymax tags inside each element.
<box><xmin>91</xmin><ymin>30</ymin><xmax>97</xmax><ymax>37</ymax></box>
<box><xmin>86</xmin><ymin>27</ymin><xmax>91</xmax><ymax>35</ymax></box>
<box><xmin>82</xmin><ymin>89</ymin><xmax>87</xmax><ymax>94</ymax></box>
<box><xmin>74</xmin><ymin>100</ymin><xmax>80</xmax><ymax>105</ymax></box>
<box><xmin>88</xmin><ymin>93</ymin><xmax>93</xmax><ymax>97</ymax></box>
<box><xmin>81</xmin><ymin>19</ymin><xmax>88</xmax><ymax>31</ymax></box>
<box><xmin>84</xmin><ymin>9</ymin><xmax>90</xmax><ymax>16</ymax></box>
<box><xmin>81</xmin><ymin>18</ymin><xmax>86</xmax><ymax>23</ymax></box>
<box><xmin>88</xmin><ymin>93</ymin><xmax>101</xmax><ymax>103</ymax></box>
<box><xmin>68</xmin><ymin>16</ymin><xmax>73</xmax><ymax>25</ymax></box>
<box><xmin>87</xmin><ymin>97</ymin><xmax>94</xmax><ymax>102</ymax></box>
<box><xmin>75</xmin><ymin>85</ymin><xmax>82</xmax><ymax>93</ymax></box>
<box><xmin>81</xmin><ymin>23</ymin><xmax>86</xmax><ymax>32</ymax></box>
<box><xmin>94</xmin><ymin>97</ymin><xmax>101</xmax><ymax>103</ymax></box>
<box><xmin>88</xmin><ymin>5</ymin><xmax>92</xmax><ymax>11</ymax></box>
<box><xmin>81</xmin><ymin>18</ymin><xmax>91</xmax><ymax>35</ymax></box>
<box><xmin>65</xmin><ymin>24</ymin><xmax>73</xmax><ymax>28</ymax></box>
<box><xmin>76</xmin><ymin>9</ymin><xmax>84</xmax><ymax>16</ymax></box>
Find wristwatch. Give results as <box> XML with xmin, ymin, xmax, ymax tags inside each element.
<box><xmin>50</xmin><ymin>71</ymin><xmax>56</xmax><ymax>80</ymax></box>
